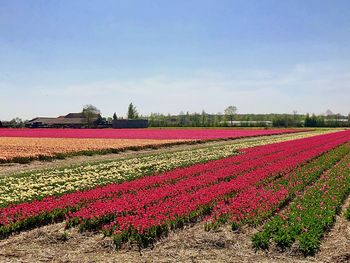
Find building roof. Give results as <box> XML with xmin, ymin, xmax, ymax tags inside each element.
<box><xmin>29</xmin><ymin>117</ymin><xmax>84</xmax><ymax>125</ymax></box>
<box><xmin>65</xmin><ymin>113</ymin><xmax>84</xmax><ymax>118</ymax></box>
<box><xmin>27</xmin><ymin>112</ymin><xmax>101</xmax><ymax>126</ymax></box>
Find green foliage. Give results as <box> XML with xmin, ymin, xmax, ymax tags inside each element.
<box><xmin>224</xmin><ymin>106</ymin><xmax>237</xmax><ymax>125</ymax></box>
<box><xmin>148</xmin><ymin>112</ymin><xmax>229</xmax><ymax>127</ymax></box>
<box><xmin>127</xmin><ymin>103</ymin><xmax>139</xmax><ymax>119</ymax></box>
<box><xmin>146</xmin><ymin>112</ymin><xmax>350</xmax><ymax>128</ymax></box>
<box><xmin>7</xmin><ymin>117</ymin><xmax>26</xmax><ymax>128</ymax></box>
<box><xmin>304</xmin><ymin>113</ymin><xmax>325</xmax><ymax>127</ymax></box>
<box><xmin>345</xmin><ymin>206</ymin><xmax>350</xmax><ymax>220</ymax></box>
<box><xmin>272</xmin><ymin>115</ymin><xmax>300</xmax><ymax>127</ymax></box>
<box><xmin>58</xmin><ymin>231</ymin><xmax>69</xmax><ymax>241</ymax></box>
<box><xmin>298</xmin><ymin>231</ymin><xmax>320</xmax><ymax>256</ymax></box>
<box><xmin>252</xmin><ymin>232</ymin><xmax>270</xmax><ymax>250</ymax></box>
<box><xmin>231</xmin><ymin>222</ymin><xmax>239</xmax><ymax>231</ymax></box>
<box><xmin>82</xmin><ymin>104</ymin><xmax>101</xmax><ymax>128</ymax></box>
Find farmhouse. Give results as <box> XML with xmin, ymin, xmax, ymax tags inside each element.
<box><xmin>27</xmin><ymin>113</ymin><xmax>87</xmax><ymax>128</ymax></box>
<box><xmin>27</xmin><ymin>113</ymin><xmax>148</xmax><ymax>129</ymax></box>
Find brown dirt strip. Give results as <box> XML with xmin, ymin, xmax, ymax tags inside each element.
<box><xmin>315</xmin><ymin>195</ymin><xmax>350</xmax><ymax>263</ymax></box>
<box><xmin>0</xmin><ymin>221</ymin><xmax>321</xmax><ymax>263</ymax></box>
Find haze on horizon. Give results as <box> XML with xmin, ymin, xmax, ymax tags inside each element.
<box><xmin>0</xmin><ymin>0</ymin><xmax>349</xmax><ymax>120</ymax></box>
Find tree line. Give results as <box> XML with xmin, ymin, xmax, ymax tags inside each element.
<box><xmin>147</xmin><ymin>112</ymin><xmax>350</xmax><ymax>128</ymax></box>
<box><xmin>1</xmin><ymin>104</ymin><xmax>349</xmax><ymax>128</ymax></box>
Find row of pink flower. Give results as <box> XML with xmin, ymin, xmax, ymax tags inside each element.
<box><xmin>0</xmin><ymin>131</ymin><xmax>349</xmax><ymax>239</ymax></box>
<box><xmin>0</xmin><ymin>128</ymin><xmax>303</xmax><ymax>140</ymax></box>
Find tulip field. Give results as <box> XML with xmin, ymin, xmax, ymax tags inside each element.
<box><xmin>0</xmin><ymin>130</ymin><xmax>332</xmax><ymax>206</ymax></box>
<box><xmin>0</xmin><ymin>128</ymin><xmax>302</xmax><ymax>140</ymax></box>
<box><xmin>0</xmin><ymin>128</ymin><xmax>349</xmax><ymax>261</ymax></box>
<box><xmin>0</xmin><ymin>128</ymin><xmax>302</xmax><ymax>163</ymax></box>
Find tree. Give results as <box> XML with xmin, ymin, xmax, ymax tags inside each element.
<box><xmin>326</xmin><ymin>109</ymin><xmax>334</xmax><ymax>116</ymax></box>
<box><xmin>113</xmin><ymin>112</ymin><xmax>118</xmax><ymax>120</ymax></box>
<box><xmin>93</xmin><ymin>114</ymin><xmax>103</xmax><ymax>127</ymax></box>
<box><xmin>178</xmin><ymin>111</ymin><xmax>187</xmax><ymax>126</ymax></box>
<box><xmin>127</xmin><ymin>103</ymin><xmax>139</xmax><ymax>119</ymax></box>
<box><xmin>82</xmin><ymin>104</ymin><xmax>101</xmax><ymax>128</ymax></box>
<box><xmin>9</xmin><ymin>117</ymin><xmax>25</xmax><ymax>128</ymax></box>
<box><xmin>224</xmin><ymin>106</ymin><xmax>237</xmax><ymax>126</ymax></box>
<box><xmin>201</xmin><ymin>110</ymin><xmax>208</xmax><ymax>127</ymax></box>
<box><xmin>292</xmin><ymin>110</ymin><xmax>298</xmax><ymax>127</ymax></box>
<box><xmin>304</xmin><ymin>113</ymin><xmax>318</xmax><ymax>127</ymax></box>
<box><xmin>272</xmin><ymin>116</ymin><xmax>287</xmax><ymax>127</ymax></box>
<box><xmin>212</xmin><ymin>114</ymin><xmax>219</xmax><ymax>127</ymax></box>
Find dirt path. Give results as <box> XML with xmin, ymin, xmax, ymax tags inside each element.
<box><xmin>0</xmin><ymin>220</ymin><xmax>321</xmax><ymax>263</ymax></box>
<box><xmin>315</xmin><ymin>195</ymin><xmax>350</xmax><ymax>263</ymax></box>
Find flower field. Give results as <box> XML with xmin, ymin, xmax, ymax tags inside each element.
<box><xmin>0</xmin><ymin>128</ymin><xmax>306</xmax><ymax>163</ymax></box>
<box><xmin>0</xmin><ymin>130</ymin><xmax>331</xmax><ymax>207</ymax></box>
<box><xmin>0</xmin><ymin>128</ymin><xmax>302</xmax><ymax>140</ymax></box>
<box><xmin>1</xmin><ymin>129</ymin><xmax>349</xmax><ymax>255</ymax></box>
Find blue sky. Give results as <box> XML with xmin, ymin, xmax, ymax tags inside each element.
<box><xmin>1</xmin><ymin>0</ymin><xmax>349</xmax><ymax>119</ymax></box>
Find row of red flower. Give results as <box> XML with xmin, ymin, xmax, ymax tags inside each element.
<box><xmin>0</xmin><ymin>128</ymin><xmax>303</xmax><ymax>140</ymax></box>
<box><xmin>206</xmin><ymin>141</ymin><xmax>350</xmax><ymax>230</ymax></box>
<box><xmin>1</xmin><ymin>130</ymin><xmax>349</xmax><ymax>242</ymax></box>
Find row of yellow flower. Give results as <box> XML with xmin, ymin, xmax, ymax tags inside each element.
<box><xmin>0</xmin><ymin>130</ymin><xmax>337</xmax><ymax>207</ymax></box>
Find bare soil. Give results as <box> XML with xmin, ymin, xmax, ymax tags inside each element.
<box><xmin>314</xmin><ymin>196</ymin><xmax>350</xmax><ymax>263</ymax></box>
<box><xmin>0</xmin><ymin>221</ymin><xmax>311</xmax><ymax>263</ymax></box>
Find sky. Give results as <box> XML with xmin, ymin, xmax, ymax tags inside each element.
<box><xmin>0</xmin><ymin>0</ymin><xmax>350</xmax><ymax>120</ymax></box>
